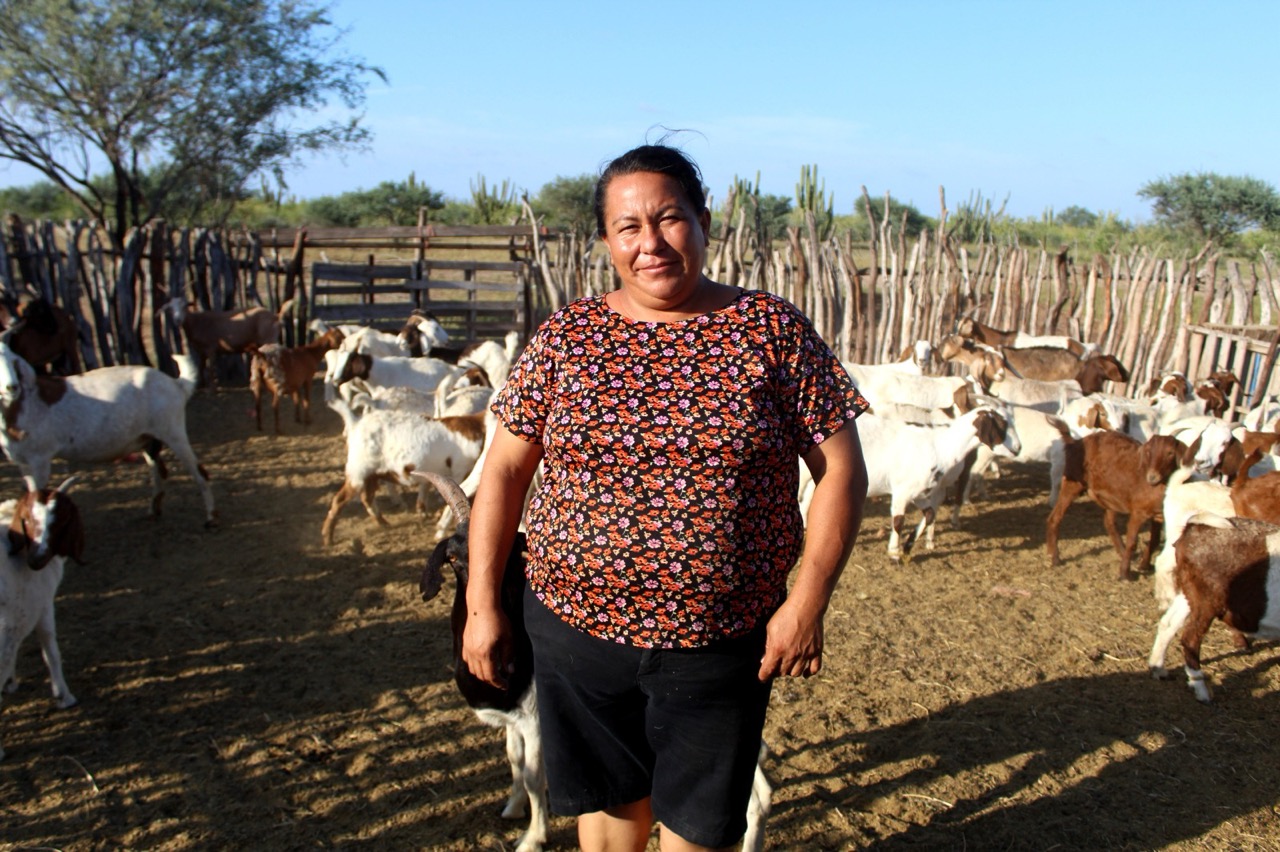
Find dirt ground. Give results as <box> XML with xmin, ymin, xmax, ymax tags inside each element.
<box><xmin>3</xmin><ymin>382</ymin><xmax>1280</xmax><ymax>851</ymax></box>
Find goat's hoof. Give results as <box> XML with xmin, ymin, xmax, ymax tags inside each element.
<box><xmin>1149</xmin><ymin>666</ymin><xmax>1169</xmax><ymax>681</ymax></box>
<box><xmin>55</xmin><ymin>693</ymin><xmax>78</xmax><ymax>709</ymax></box>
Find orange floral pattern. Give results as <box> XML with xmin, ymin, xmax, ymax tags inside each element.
<box><xmin>494</xmin><ymin>290</ymin><xmax>866</xmax><ymax>648</ymax></box>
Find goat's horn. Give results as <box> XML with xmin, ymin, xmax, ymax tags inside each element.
<box><xmin>56</xmin><ymin>476</ymin><xmax>79</xmax><ymax>494</ymax></box>
<box><xmin>413</xmin><ymin>471</ymin><xmax>471</xmax><ymax>523</ymax></box>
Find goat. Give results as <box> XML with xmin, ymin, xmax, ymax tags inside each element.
<box><xmin>249</xmin><ymin>327</ymin><xmax>344</xmax><ymax>433</ymax></box>
<box><xmin>810</xmin><ymin>406</ymin><xmax>1020</xmax><ymax>561</ymax></box>
<box><xmin>1000</xmin><ymin>347</ymin><xmax>1129</xmax><ymax>394</ymax></box>
<box><xmin>416</xmin><ymin>472</ymin><xmax>771</xmax><ymax>852</ymax></box>
<box><xmin>324</xmin><ymin>349</ymin><xmax>483</xmax><ymax>400</ymax></box>
<box><xmin>0</xmin><ymin>342</ymin><xmax>217</xmax><ymax>527</ymax></box>
<box><xmin>394</xmin><ymin>311</ymin><xmax>453</xmax><ymax>357</ymax></box>
<box><xmin>954</xmin><ymin>316</ymin><xmax>1097</xmax><ymax>357</ymax></box>
<box><xmin>320</xmin><ymin>399</ymin><xmax>488</xmax><ymax>545</ymax></box>
<box><xmin>1153</xmin><ymin>466</ymin><xmax>1236</xmax><ymax>609</ymax></box>
<box><xmin>164</xmin><ymin>295</ymin><xmax>289</xmax><ymax>388</ymax></box>
<box><xmin>1243</xmin><ymin>394</ymin><xmax>1280</xmax><ymax>432</ymax></box>
<box><xmin>0</xmin><ymin>478</ymin><xmax>85</xmax><ymax>761</ymax></box>
<box><xmin>1045</xmin><ymin>429</ymin><xmax>1186</xmax><ymax>580</ymax></box>
<box><xmin>937</xmin><ymin>334</ymin><xmax>1007</xmax><ymax>388</ymax></box>
<box><xmin>327</xmin><ymin>323</ymin><xmax>414</xmax><ymax>359</ymax></box>
<box><xmin>1148</xmin><ymin>513</ymin><xmax>1280</xmax><ymax>703</ymax></box>
<box><xmin>1229</xmin><ymin>449</ymin><xmax>1280</xmax><ymax>525</ymax></box>
<box><xmin>842</xmin><ymin>364</ymin><xmax>979</xmax><ymax>410</ymax></box>
<box><xmin>989</xmin><ymin>375</ymin><xmax>1083</xmax><ymax>414</ymax></box>
<box><xmin>0</xmin><ymin>296</ymin><xmax>82</xmax><ymax>375</ymax></box>
<box><xmin>1195</xmin><ymin>371</ymin><xmax>1239</xmax><ymax>418</ymax></box>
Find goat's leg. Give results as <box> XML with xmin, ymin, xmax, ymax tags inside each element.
<box><xmin>500</xmin><ymin>723</ymin><xmax>530</xmax><ymax>819</ymax></box>
<box><xmin>741</xmin><ymin>746</ymin><xmax>773</xmax><ymax>852</ymax></box>
<box><xmin>272</xmin><ymin>392</ymin><xmax>282</xmax><ymax>435</ymax></box>
<box><xmin>1137</xmin><ymin>517</ymin><xmax>1162</xmax><ymax>574</ymax></box>
<box><xmin>512</xmin><ymin>706</ymin><xmax>548</xmax><ymax>852</ymax></box>
<box><xmin>142</xmin><ymin>442</ymin><xmax>168</xmax><ymax>518</ymax></box>
<box><xmin>1149</xmin><ymin>593</ymin><xmax>1190</xmax><ymax>678</ymax></box>
<box><xmin>322</xmin><ymin>479</ymin><xmax>360</xmax><ymax>546</ymax></box>
<box><xmin>159</xmin><ymin>435</ymin><xmax>217</xmax><ymax>528</ymax></box>
<box><xmin>1045</xmin><ymin>479</ymin><xmax>1085</xmax><ymax>566</ymax></box>
<box><xmin>1180</xmin><ymin>609</ymin><xmax>1218</xmax><ymax>703</ymax></box>
<box><xmin>34</xmin><ymin>602</ymin><xmax>75</xmax><ymax>709</ymax></box>
<box><xmin>358</xmin><ymin>478</ymin><xmax>389</xmax><ymax>526</ymax></box>
<box><xmin>1102</xmin><ymin>510</ymin><xmax>1132</xmax><ymax>579</ymax></box>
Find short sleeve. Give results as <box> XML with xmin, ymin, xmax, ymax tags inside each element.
<box><xmin>777</xmin><ymin>305</ymin><xmax>868</xmax><ymax>455</ymax></box>
<box><xmin>491</xmin><ymin>324</ymin><xmax>556</xmax><ymax>445</ymax></box>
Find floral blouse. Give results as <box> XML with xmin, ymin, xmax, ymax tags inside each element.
<box><xmin>493</xmin><ymin>289</ymin><xmax>866</xmax><ymax>648</ymax></box>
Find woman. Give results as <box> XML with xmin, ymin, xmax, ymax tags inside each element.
<box><xmin>463</xmin><ymin>143</ymin><xmax>868</xmax><ymax>851</ymax></box>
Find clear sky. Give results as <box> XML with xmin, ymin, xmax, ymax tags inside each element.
<box><xmin>4</xmin><ymin>0</ymin><xmax>1276</xmax><ymax>224</ymax></box>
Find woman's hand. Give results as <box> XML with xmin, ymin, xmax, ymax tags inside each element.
<box><xmin>462</xmin><ymin>606</ymin><xmax>515</xmax><ymax>688</ymax></box>
<box><xmin>757</xmin><ymin>598</ymin><xmax>824</xmax><ymax>681</ymax></box>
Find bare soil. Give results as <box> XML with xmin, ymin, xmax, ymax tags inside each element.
<box><xmin>3</xmin><ymin>385</ymin><xmax>1280</xmax><ymax>851</ymax></box>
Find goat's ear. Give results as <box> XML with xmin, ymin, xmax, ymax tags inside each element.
<box><xmin>60</xmin><ymin>499</ymin><xmax>86</xmax><ymax>564</ymax></box>
<box><xmin>1183</xmin><ymin>436</ymin><xmax>1203</xmax><ymax>467</ymax></box>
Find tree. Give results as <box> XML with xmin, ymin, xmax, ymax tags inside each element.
<box><xmin>303</xmin><ymin>175</ymin><xmax>444</xmax><ymax>227</ymax></box>
<box><xmin>1056</xmin><ymin>205</ymin><xmax>1099</xmax><ymax>229</ymax></box>
<box><xmin>533</xmin><ymin>174</ymin><xmax>596</xmax><ymax>235</ymax></box>
<box><xmin>1138</xmin><ymin>172</ymin><xmax>1280</xmax><ymax>243</ymax></box>
<box><xmin>0</xmin><ymin>0</ymin><xmax>383</xmax><ymax>247</ymax></box>
<box><xmin>849</xmin><ymin>194</ymin><xmax>930</xmax><ymax>240</ymax></box>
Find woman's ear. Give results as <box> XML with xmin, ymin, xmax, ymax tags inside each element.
<box><xmin>699</xmin><ymin>207</ymin><xmax>711</xmax><ymax>245</ymax></box>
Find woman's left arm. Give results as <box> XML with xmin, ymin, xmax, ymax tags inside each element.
<box><xmin>758</xmin><ymin>423</ymin><xmax>868</xmax><ymax>681</ymax></box>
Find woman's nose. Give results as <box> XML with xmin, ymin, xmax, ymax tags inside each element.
<box><xmin>638</xmin><ymin>223</ymin><xmax>665</xmax><ymax>253</ymax></box>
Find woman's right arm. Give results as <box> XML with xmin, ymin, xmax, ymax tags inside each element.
<box><xmin>461</xmin><ymin>425</ymin><xmax>545</xmax><ymax>688</ymax></box>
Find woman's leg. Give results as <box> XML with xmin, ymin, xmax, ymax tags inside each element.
<box><xmin>578</xmin><ymin>797</ymin><xmax>653</xmax><ymax>852</ymax></box>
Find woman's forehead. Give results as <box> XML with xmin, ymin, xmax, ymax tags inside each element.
<box><xmin>604</xmin><ymin>171</ymin><xmax>694</xmax><ymax>215</ymax></box>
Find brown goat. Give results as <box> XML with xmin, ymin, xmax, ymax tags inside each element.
<box><xmin>165</xmin><ymin>297</ymin><xmax>291</xmax><ymax>388</ymax></box>
<box><xmin>0</xmin><ymin>297</ymin><xmax>82</xmax><ymax>375</ymax></box>
<box><xmin>1000</xmin><ymin>346</ymin><xmax>1129</xmax><ymax>392</ymax></box>
<box><xmin>249</xmin><ymin>328</ymin><xmax>344</xmax><ymax>433</ymax></box>
<box><xmin>1046</xmin><ymin>429</ymin><xmax>1187</xmax><ymax>580</ymax></box>
<box><xmin>1229</xmin><ymin>449</ymin><xmax>1280</xmax><ymax>524</ymax></box>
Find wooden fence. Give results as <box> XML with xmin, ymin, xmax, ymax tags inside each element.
<box><xmin>1</xmin><ymin>214</ymin><xmax>1277</xmax><ymax>417</ymax></box>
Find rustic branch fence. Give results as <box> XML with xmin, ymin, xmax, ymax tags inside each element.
<box><xmin>2</xmin><ymin>213</ymin><xmax>1277</xmax><ymax>418</ymax></box>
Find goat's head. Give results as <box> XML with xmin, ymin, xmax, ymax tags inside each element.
<box><xmin>7</xmin><ymin>477</ymin><xmax>84</xmax><ymax>570</ymax></box>
<box><xmin>954</xmin><ymin>316</ymin><xmax>977</xmax><ymax>338</ymax></box>
<box><xmin>398</xmin><ymin>312</ymin><xmax>451</xmax><ymax>357</ymax></box>
<box><xmin>972</xmin><ymin>406</ymin><xmax>1021</xmax><ymax>458</ymax></box>
<box><xmin>415</xmin><ymin>471</ymin><xmax>471</xmax><ymax>603</ymax></box>
<box><xmin>1139</xmin><ymin>435</ymin><xmax>1186</xmax><ymax>486</ymax></box>
<box><xmin>0</xmin><ymin>339</ymin><xmax>35</xmax><ymax>406</ymax></box>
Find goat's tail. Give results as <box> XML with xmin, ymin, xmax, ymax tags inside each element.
<box><xmin>1047</xmin><ymin>415</ymin><xmax>1073</xmax><ymax>443</ymax></box>
<box><xmin>174</xmin><ymin>351</ymin><xmax>200</xmax><ymax>399</ymax></box>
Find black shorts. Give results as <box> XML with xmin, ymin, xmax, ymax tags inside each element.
<box><xmin>525</xmin><ymin>593</ymin><xmax>773</xmax><ymax>848</ymax></box>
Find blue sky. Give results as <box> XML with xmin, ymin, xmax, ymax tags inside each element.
<box><xmin>3</xmin><ymin>1</ymin><xmax>1275</xmax><ymax>223</ymax></box>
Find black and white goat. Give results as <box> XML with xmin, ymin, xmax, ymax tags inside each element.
<box><xmin>415</xmin><ymin>472</ymin><xmax>772</xmax><ymax>852</ymax></box>
<box><xmin>0</xmin><ymin>479</ymin><xmax>85</xmax><ymax>761</ymax></box>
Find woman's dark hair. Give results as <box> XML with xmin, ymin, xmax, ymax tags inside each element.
<box><xmin>593</xmin><ymin>144</ymin><xmax>707</xmax><ymax>237</ymax></box>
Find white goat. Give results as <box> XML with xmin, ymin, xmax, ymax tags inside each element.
<box><xmin>325</xmin><ymin>350</ymin><xmax>482</xmax><ymax>399</ymax></box>
<box><xmin>0</xmin><ymin>479</ymin><xmax>85</xmax><ymax>762</ymax></box>
<box><xmin>320</xmin><ymin>398</ymin><xmax>488</xmax><ymax>545</ymax></box>
<box><xmin>308</xmin><ymin>319</ymin><xmax>413</xmax><ymax>359</ymax></box>
<box><xmin>843</xmin><ymin>365</ymin><xmax>976</xmax><ymax>410</ymax></box>
<box><xmin>801</xmin><ymin>407</ymin><xmax>1020</xmax><ymax>561</ymax></box>
<box><xmin>0</xmin><ymin>343</ymin><xmax>217</xmax><ymax>527</ymax></box>
<box><xmin>988</xmin><ymin>376</ymin><xmax>1083</xmax><ymax>414</ymax></box>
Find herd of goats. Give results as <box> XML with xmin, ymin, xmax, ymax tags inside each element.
<box><xmin>0</xmin><ymin>290</ymin><xmax>1279</xmax><ymax>850</ymax></box>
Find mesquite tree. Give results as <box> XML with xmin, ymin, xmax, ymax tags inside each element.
<box><xmin>0</xmin><ymin>0</ymin><xmax>383</xmax><ymax>248</ymax></box>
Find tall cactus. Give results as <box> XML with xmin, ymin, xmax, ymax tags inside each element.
<box><xmin>795</xmin><ymin>164</ymin><xmax>835</xmax><ymax>242</ymax></box>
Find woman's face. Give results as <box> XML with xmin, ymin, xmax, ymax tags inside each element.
<box><xmin>601</xmin><ymin>171</ymin><xmax>711</xmax><ymax>308</ymax></box>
